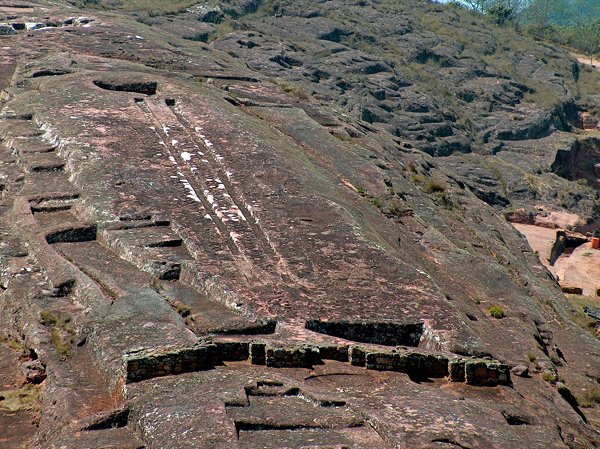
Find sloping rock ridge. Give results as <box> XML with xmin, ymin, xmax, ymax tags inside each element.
<box><xmin>0</xmin><ymin>0</ymin><xmax>599</xmax><ymax>448</ymax></box>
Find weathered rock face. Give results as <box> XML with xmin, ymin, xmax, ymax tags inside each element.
<box><xmin>0</xmin><ymin>1</ymin><xmax>599</xmax><ymax>448</ymax></box>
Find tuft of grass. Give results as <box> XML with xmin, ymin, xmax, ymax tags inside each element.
<box><xmin>40</xmin><ymin>310</ymin><xmax>70</xmax><ymax>328</ymax></box>
<box><xmin>578</xmin><ymin>387</ymin><xmax>600</xmax><ymax>408</ymax></box>
<box><xmin>50</xmin><ymin>328</ymin><xmax>72</xmax><ymax>357</ymax></box>
<box><xmin>0</xmin><ymin>335</ymin><xmax>26</xmax><ymax>352</ymax></box>
<box><xmin>371</xmin><ymin>197</ymin><xmax>383</xmax><ymax>208</ymax></box>
<box><xmin>565</xmin><ymin>294</ymin><xmax>600</xmax><ymax>340</ymax></box>
<box><xmin>278</xmin><ymin>82</ymin><xmax>309</xmax><ymax>100</ymax></box>
<box><xmin>436</xmin><ymin>191</ymin><xmax>456</xmax><ymax>210</ymax></box>
<box><xmin>386</xmin><ymin>204</ymin><xmax>401</xmax><ymax>216</ymax></box>
<box><xmin>527</xmin><ymin>352</ymin><xmax>537</xmax><ymax>363</ymax></box>
<box><xmin>424</xmin><ymin>179</ymin><xmax>447</xmax><ymax>193</ymax></box>
<box><xmin>489</xmin><ymin>305</ymin><xmax>505</xmax><ymax>319</ymax></box>
<box><xmin>208</xmin><ymin>18</ymin><xmax>236</xmax><ymax>42</ymax></box>
<box><xmin>0</xmin><ymin>384</ymin><xmax>41</xmax><ymax>413</ymax></box>
<box><xmin>410</xmin><ymin>174</ymin><xmax>425</xmax><ymax>184</ymax></box>
<box><xmin>176</xmin><ymin>304</ymin><xmax>192</xmax><ymax>318</ymax></box>
<box><xmin>542</xmin><ymin>371</ymin><xmax>558</xmax><ymax>384</ymax></box>
<box><xmin>40</xmin><ymin>310</ymin><xmax>74</xmax><ymax>357</ymax></box>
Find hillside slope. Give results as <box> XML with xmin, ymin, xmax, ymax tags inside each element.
<box><xmin>0</xmin><ymin>1</ymin><xmax>599</xmax><ymax>448</ymax></box>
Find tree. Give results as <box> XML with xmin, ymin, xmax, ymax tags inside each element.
<box><xmin>575</xmin><ymin>19</ymin><xmax>600</xmax><ymax>65</ymax></box>
<box><xmin>488</xmin><ymin>3</ymin><xmax>515</xmax><ymax>24</ymax></box>
<box><xmin>459</xmin><ymin>0</ymin><xmax>527</xmax><ymax>22</ymax></box>
<box><xmin>462</xmin><ymin>0</ymin><xmax>490</xmax><ymax>12</ymax></box>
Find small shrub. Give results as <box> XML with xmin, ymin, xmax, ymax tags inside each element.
<box><xmin>371</xmin><ymin>197</ymin><xmax>383</xmax><ymax>208</ymax></box>
<box><xmin>424</xmin><ymin>179</ymin><xmax>447</xmax><ymax>193</ymax></box>
<box><xmin>176</xmin><ymin>304</ymin><xmax>192</xmax><ymax>318</ymax></box>
<box><xmin>436</xmin><ymin>191</ymin><xmax>455</xmax><ymax>210</ymax></box>
<box><xmin>40</xmin><ymin>310</ymin><xmax>74</xmax><ymax>357</ymax></box>
<box><xmin>40</xmin><ymin>310</ymin><xmax>70</xmax><ymax>328</ymax></box>
<box><xmin>51</xmin><ymin>328</ymin><xmax>72</xmax><ymax>356</ymax></box>
<box><xmin>489</xmin><ymin>306</ymin><xmax>505</xmax><ymax>319</ymax></box>
<box><xmin>576</xmin><ymin>178</ymin><xmax>589</xmax><ymax>187</ymax></box>
<box><xmin>542</xmin><ymin>371</ymin><xmax>558</xmax><ymax>384</ymax></box>
<box><xmin>386</xmin><ymin>204</ymin><xmax>400</xmax><ymax>216</ymax></box>
<box><xmin>527</xmin><ymin>352</ymin><xmax>537</xmax><ymax>363</ymax></box>
<box><xmin>278</xmin><ymin>82</ymin><xmax>309</xmax><ymax>100</ymax></box>
<box><xmin>578</xmin><ymin>387</ymin><xmax>600</xmax><ymax>408</ymax></box>
<box><xmin>411</xmin><ymin>174</ymin><xmax>425</xmax><ymax>184</ymax></box>
<box><xmin>356</xmin><ymin>186</ymin><xmax>368</xmax><ymax>196</ymax></box>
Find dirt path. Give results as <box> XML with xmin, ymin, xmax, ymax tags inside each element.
<box><xmin>514</xmin><ymin>222</ymin><xmax>600</xmax><ymax>295</ymax></box>
<box><xmin>554</xmin><ymin>241</ymin><xmax>600</xmax><ymax>295</ymax></box>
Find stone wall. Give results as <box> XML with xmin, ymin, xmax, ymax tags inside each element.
<box><xmin>121</xmin><ymin>338</ymin><xmax>510</xmax><ymax>387</ymax></box>
<box><xmin>365</xmin><ymin>351</ymin><xmax>448</xmax><ymax>379</ymax></box>
<box><xmin>305</xmin><ymin>319</ymin><xmax>423</xmax><ymax>346</ymax></box>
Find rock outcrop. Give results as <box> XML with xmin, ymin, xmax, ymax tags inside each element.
<box><xmin>0</xmin><ymin>1</ymin><xmax>599</xmax><ymax>448</ymax></box>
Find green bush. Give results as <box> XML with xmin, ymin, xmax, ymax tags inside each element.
<box><xmin>489</xmin><ymin>305</ymin><xmax>505</xmax><ymax>319</ymax></box>
<box><xmin>371</xmin><ymin>197</ymin><xmax>383</xmax><ymax>208</ymax></box>
<box><xmin>542</xmin><ymin>371</ymin><xmax>558</xmax><ymax>384</ymax></box>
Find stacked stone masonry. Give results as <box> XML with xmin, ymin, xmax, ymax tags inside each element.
<box><xmin>122</xmin><ymin>339</ymin><xmax>510</xmax><ymax>387</ymax></box>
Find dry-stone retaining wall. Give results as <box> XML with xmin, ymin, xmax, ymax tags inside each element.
<box><xmin>121</xmin><ymin>338</ymin><xmax>510</xmax><ymax>387</ymax></box>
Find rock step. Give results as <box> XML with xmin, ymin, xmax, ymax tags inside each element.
<box><xmin>27</xmin><ymin>160</ymin><xmax>65</xmax><ymax>173</ymax></box>
<box><xmin>98</xmin><ymin>221</ymin><xmax>193</xmax><ymax>280</ymax></box>
<box><xmin>45</xmin><ymin>222</ymin><xmax>97</xmax><ymax>244</ymax></box>
<box><xmin>21</xmin><ymin>151</ymin><xmax>63</xmax><ymax>166</ymax></box>
<box><xmin>102</xmin><ymin>218</ymin><xmax>170</xmax><ymax>231</ymax></box>
<box><xmin>102</xmin><ymin>225</ymin><xmax>183</xmax><ymax>248</ymax></box>
<box><xmin>51</xmin><ymin>426</ymin><xmax>145</xmax><ymax>449</ymax></box>
<box><xmin>0</xmin><ymin>111</ymin><xmax>33</xmax><ymax>120</ymax></box>
<box><xmin>29</xmin><ymin>191</ymin><xmax>79</xmax><ymax>210</ymax></box>
<box><xmin>237</xmin><ymin>427</ymin><xmax>372</xmax><ymax>449</ymax></box>
<box><xmin>20</xmin><ymin>171</ymin><xmax>74</xmax><ymax>196</ymax></box>
<box><xmin>31</xmin><ymin>202</ymin><xmax>74</xmax><ymax>213</ymax></box>
<box><xmin>55</xmin><ymin>240</ymin><xmax>154</xmax><ymax>297</ymax></box>
<box><xmin>7</xmin><ymin>136</ymin><xmax>55</xmax><ymax>154</ymax></box>
<box><xmin>155</xmin><ymin>281</ymin><xmax>274</xmax><ymax>336</ymax></box>
<box><xmin>227</xmin><ymin>395</ymin><xmax>363</xmax><ymax>430</ymax></box>
<box><xmin>0</xmin><ymin>120</ymin><xmax>43</xmax><ymax>138</ymax></box>
<box><xmin>33</xmin><ymin>209</ymin><xmax>78</xmax><ymax>229</ymax></box>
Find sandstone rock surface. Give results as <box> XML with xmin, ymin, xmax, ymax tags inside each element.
<box><xmin>0</xmin><ymin>0</ymin><xmax>599</xmax><ymax>448</ymax></box>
